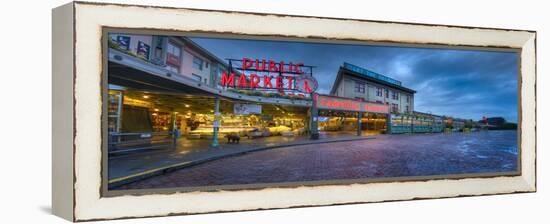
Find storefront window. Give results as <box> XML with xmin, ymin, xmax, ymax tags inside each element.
<box><xmin>107</xmin><ymin>90</ymin><xmax>123</xmax><ymax>132</ymax></box>
<box><xmin>184</xmin><ymin>109</ymin><xmax>307</xmax><ymax>139</ymax></box>
<box><xmin>151</xmin><ymin>111</ymin><xmax>172</xmax><ymax>132</ymax></box>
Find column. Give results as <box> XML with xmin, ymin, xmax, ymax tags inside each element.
<box><xmin>310</xmin><ymin>93</ymin><xmax>319</xmax><ymax>140</ymax></box>
<box><xmin>357</xmin><ymin>112</ymin><xmax>362</xmax><ymax>136</ymax></box>
<box><xmin>170</xmin><ymin>108</ymin><xmax>177</xmax><ymax>148</ymax></box>
<box><xmin>386</xmin><ymin>113</ymin><xmax>392</xmax><ymax>134</ymax></box>
<box><xmin>211</xmin><ymin>96</ymin><xmax>221</xmax><ymax>147</ymax></box>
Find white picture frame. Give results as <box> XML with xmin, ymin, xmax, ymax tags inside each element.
<box><xmin>52</xmin><ymin>1</ymin><xmax>536</xmax><ymax>221</ymax></box>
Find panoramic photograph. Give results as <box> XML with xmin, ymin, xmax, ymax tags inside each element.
<box><xmin>105</xmin><ymin>32</ymin><xmax>519</xmax><ymax>191</ymax></box>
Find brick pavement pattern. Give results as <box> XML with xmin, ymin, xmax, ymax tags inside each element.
<box><xmin>115</xmin><ymin>130</ymin><xmax>517</xmax><ymax>190</ymax></box>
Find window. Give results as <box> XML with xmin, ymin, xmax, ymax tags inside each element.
<box><xmin>191</xmin><ymin>74</ymin><xmax>202</xmax><ymax>82</ymax></box>
<box><xmin>166</xmin><ymin>42</ymin><xmax>181</xmax><ymax>58</ymax></box>
<box><xmin>203</xmin><ymin>78</ymin><xmax>208</xmax><ymax>84</ymax></box>
<box><xmin>385</xmin><ymin>89</ymin><xmax>389</xmax><ymax>98</ymax></box>
<box><xmin>354</xmin><ymin>82</ymin><xmax>365</xmax><ymax>93</ymax></box>
<box><xmin>392</xmin><ymin>91</ymin><xmax>399</xmax><ymax>100</ymax></box>
<box><xmin>376</xmin><ymin>87</ymin><xmax>383</xmax><ymax>97</ymax></box>
<box><xmin>391</xmin><ymin>103</ymin><xmax>399</xmax><ymax>113</ymax></box>
<box><xmin>166</xmin><ymin>65</ymin><xmax>179</xmax><ymax>73</ymax></box>
<box><xmin>166</xmin><ymin>41</ymin><xmax>182</xmax><ymax>72</ymax></box>
<box><xmin>193</xmin><ymin>56</ymin><xmax>204</xmax><ymax>70</ymax></box>
<box><xmin>405</xmin><ymin>105</ymin><xmax>410</xmax><ymax>113</ymax></box>
<box><xmin>406</xmin><ymin>95</ymin><xmax>410</xmax><ymax>103</ymax></box>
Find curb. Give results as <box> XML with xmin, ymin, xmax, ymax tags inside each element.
<box><xmin>108</xmin><ymin>136</ymin><xmax>375</xmax><ymax>189</ymax></box>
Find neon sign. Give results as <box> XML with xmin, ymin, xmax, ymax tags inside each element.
<box><xmin>315</xmin><ymin>94</ymin><xmax>389</xmax><ymax>114</ymax></box>
<box><xmin>220</xmin><ymin>58</ymin><xmax>318</xmax><ymax>94</ymax></box>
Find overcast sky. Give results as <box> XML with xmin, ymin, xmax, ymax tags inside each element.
<box><xmin>190</xmin><ymin>37</ymin><xmax>518</xmax><ymax>123</ymax></box>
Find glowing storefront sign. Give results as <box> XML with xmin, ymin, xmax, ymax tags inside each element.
<box><xmin>220</xmin><ymin>58</ymin><xmax>318</xmax><ymax>94</ymax></box>
<box><xmin>315</xmin><ymin>94</ymin><xmax>389</xmax><ymax>114</ymax></box>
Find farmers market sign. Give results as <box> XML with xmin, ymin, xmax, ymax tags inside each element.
<box><xmin>220</xmin><ymin>58</ymin><xmax>318</xmax><ymax>94</ymax></box>
<box><xmin>315</xmin><ymin>94</ymin><xmax>389</xmax><ymax>114</ymax></box>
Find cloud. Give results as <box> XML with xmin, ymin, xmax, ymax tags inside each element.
<box><xmin>190</xmin><ymin>37</ymin><xmax>518</xmax><ymax>122</ymax></box>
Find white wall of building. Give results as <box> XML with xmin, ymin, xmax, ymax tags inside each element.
<box><xmin>339</xmin><ymin>75</ymin><xmax>414</xmax><ymax>114</ymax></box>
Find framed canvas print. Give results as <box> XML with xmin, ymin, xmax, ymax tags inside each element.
<box><xmin>52</xmin><ymin>1</ymin><xmax>536</xmax><ymax>222</ymax></box>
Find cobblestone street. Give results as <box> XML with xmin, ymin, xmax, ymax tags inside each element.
<box><xmin>115</xmin><ymin>130</ymin><xmax>518</xmax><ymax>190</ymax></box>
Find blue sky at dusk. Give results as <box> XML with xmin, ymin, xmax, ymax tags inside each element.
<box><xmin>190</xmin><ymin>37</ymin><xmax>518</xmax><ymax>123</ymax></box>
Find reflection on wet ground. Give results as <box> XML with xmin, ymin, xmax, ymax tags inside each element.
<box><xmin>114</xmin><ymin>130</ymin><xmax>518</xmax><ymax>190</ymax></box>
<box><xmin>109</xmin><ymin>131</ymin><xmax>373</xmax><ymax>180</ymax></box>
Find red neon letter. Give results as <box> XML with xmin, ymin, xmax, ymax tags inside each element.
<box><xmin>263</xmin><ymin>75</ymin><xmax>273</xmax><ymax>88</ymax></box>
<box><xmin>242</xmin><ymin>58</ymin><xmax>253</xmax><ymax>70</ymax></box>
<box><xmin>256</xmin><ymin>59</ymin><xmax>267</xmax><ymax>71</ymax></box>
<box><xmin>285</xmin><ymin>76</ymin><xmax>294</xmax><ymax>89</ymax></box>
<box><xmin>276</xmin><ymin>75</ymin><xmax>284</xmax><ymax>89</ymax></box>
<box><xmin>220</xmin><ymin>72</ymin><xmax>235</xmax><ymax>86</ymax></box>
<box><xmin>238</xmin><ymin>74</ymin><xmax>248</xmax><ymax>88</ymax></box>
<box><xmin>279</xmin><ymin>61</ymin><xmax>286</xmax><ymax>73</ymax></box>
<box><xmin>250</xmin><ymin>74</ymin><xmax>260</xmax><ymax>88</ymax></box>
<box><xmin>303</xmin><ymin>80</ymin><xmax>312</xmax><ymax>93</ymax></box>
<box><xmin>268</xmin><ymin>60</ymin><xmax>278</xmax><ymax>72</ymax></box>
<box><xmin>294</xmin><ymin>63</ymin><xmax>304</xmax><ymax>74</ymax></box>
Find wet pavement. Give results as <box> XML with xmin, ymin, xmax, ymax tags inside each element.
<box><xmin>113</xmin><ymin>130</ymin><xmax>518</xmax><ymax>190</ymax></box>
<box><xmin>109</xmin><ymin>131</ymin><xmax>375</xmax><ymax>180</ymax></box>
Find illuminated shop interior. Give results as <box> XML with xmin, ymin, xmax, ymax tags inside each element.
<box><xmin>318</xmin><ymin>110</ymin><xmax>387</xmax><ymax>135</ymax></box>
<box><xmin>108</xmin><ymin>89</ymin><xmax>309</xmax><ymax>145</ymax></box>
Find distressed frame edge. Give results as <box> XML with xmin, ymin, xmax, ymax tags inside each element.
<box><xmin>100</xmin><ymin>27</ymin><xmax>528</xmax><ymax>198</ymax></box>
<box><xmin>52</xmin><ymin>2</ymin><xmax>76</xmax><ymax>222</ymax></box>
<box><xmin>69</xmin><ymin>2</ymin><xmax>537</xmax><ymax>221</ymax></box>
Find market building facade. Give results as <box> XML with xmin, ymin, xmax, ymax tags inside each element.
<box><xmin>330</xmin><ymin>63</ymin><xmax>416</xmax><ymax>114</ymax></box>
<box><xmin>106</xmin><ymin>33</ymin><xmax>473</xmax><ymax>155</ymax></box>
<box><xmin>107</xmin><ymin>34</ymin><xmax>318</xmax><ymax>154</ymax></box>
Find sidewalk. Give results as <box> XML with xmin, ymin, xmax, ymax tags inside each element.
<box><xmin>108</xmin><ymin>132</ymin><xmax>377</xmax><ymax>188</ymax></box>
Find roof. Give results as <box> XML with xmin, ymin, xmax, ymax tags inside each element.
<box><xmin>330</xmin><ymin>64</ymin><xmax>416</xmax><ymax>94</ymax></box>
<box><xmin>178</xmin><ymin>37</ymin><xmax>229</xmax><ymax>68</ymax></box>
<box><xmin>178</xmin><ymin>37</ymin><xmax>244</xmax><ymax>76</ymax></box>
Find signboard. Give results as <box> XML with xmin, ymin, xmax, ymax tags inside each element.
<box><xmin>234</xmin><ymin>103</ymin><xmax>262</xmax><ymax>115</ymax></box>
<box><xmin>315</xmin><ymin>94</ymin><xmax>389</xmax><ymax>114</ymax></box>
<box><xmin>116</xmin><ymin>36</ymin><xmax>130</xmax><ymax>51</ymax></box>
<box><xmin>137</xmin><ymin>41</ymin><xmax>150</xmax><ymax>59</ymax></box>
<box><xmin>166</xmin><ymin>53</ymin><xmax>181</xmax><ymax>66</ymax></box>
<box><xmin>220</xmin><ymin>58</ymin><xmax>317</xmax><ymax>94</ymax></box>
